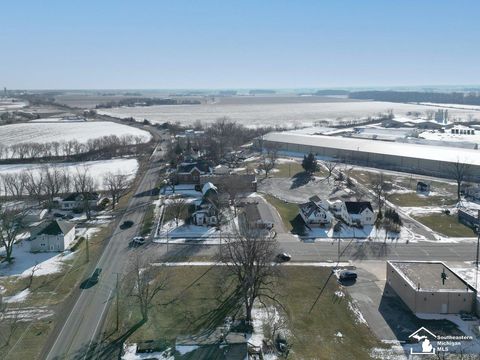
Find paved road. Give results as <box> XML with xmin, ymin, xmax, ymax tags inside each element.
<box><xmin>45</xmin><ymin>145</ymin><xmax>164</xmax><ymax>360</ymax></box>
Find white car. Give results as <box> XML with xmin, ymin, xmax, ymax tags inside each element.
<box><xmin>132</xmin><ymin>236</ymin><xmax>145</xmax><ymax>245</ymax></box>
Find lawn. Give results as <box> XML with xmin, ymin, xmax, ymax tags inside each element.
<box><xmin>103</xmin><ymin>266</ymin><xmax>381</xmax><ymax>360</ymax></box>
<box><xmin>413</xmin><ymin>213</ymin><xmax>476</xmax><ymax>237</ymax></box>
<box><xmin>263</xmin><ymin>194</ymin><xmax>299</xmax><ymax>231</ymax></box>
<box><xmin>388</xmin><ymin>192</ymin><xmax>456</xmax><ymax>207</ymax></box>
<box><xmin>273</xmin><ymin>161</ymin><xmax>328</xmax><ymax>179</ymax></box>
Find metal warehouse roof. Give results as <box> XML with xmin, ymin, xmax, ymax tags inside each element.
<box><xmin>263</xmin><ymin>132</ymin><xmax>480</xmax><ymax>166</ymax></box>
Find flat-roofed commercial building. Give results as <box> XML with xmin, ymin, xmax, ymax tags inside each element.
<box><xmin>386</xmin><ymin>261</ymin><xmax>475</xmax><ymax>314</ymax></box>
<box><xmin>258</xmin><ymin>132</ymin><xmax>480</xmax><ymax>180</ymax></box>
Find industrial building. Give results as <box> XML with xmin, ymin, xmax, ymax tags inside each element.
<box><xmin>258</xmin><ymin>132</ymin><xmax>480</xmax><ymax>180</ymax></box>
<box><xmin>386</xmin><ymin>261</ymin><xmax>475</xmax><ymax>314</ymax></box>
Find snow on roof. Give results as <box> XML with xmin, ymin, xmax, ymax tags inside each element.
<box><xmin>201</xmin><ymin>182</ymin><xmax>218</xmax><ymax>195</ymax></box>
<box><xmin>262</xmin><ymin>132</ymin><xmax>480</xmax><ymax>166</ymax></box>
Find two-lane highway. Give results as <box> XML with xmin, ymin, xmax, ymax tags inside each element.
<box><xmin>45</xmin><ymin>146</ymin><xmax>164</xmax><ymax>360</ymax></box>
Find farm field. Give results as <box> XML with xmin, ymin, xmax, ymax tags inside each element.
<box><xmin>97</xmin><ymin>99</ymin><xmax>480</xmax><ymax>128</ymax></box>
<box><xmin>0</xmin><ymin>158</ymin><xmax>138</xmax><ymax>193</ymax></box>
<box><xmin>0</xmin><ymin>121</ymin><xmax>151</xmax><ymax>147</ymax></box>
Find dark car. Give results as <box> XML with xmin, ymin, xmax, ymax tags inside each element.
<box><xmin>120</xmin><ymin>220</ymin><xmax>134</xmax><ymax>229</ymax></box>
<box><xmin>276</xmin><ymin>253</ymin><xmax>292</xmax><ymax>262</ymax></box>
<box><xmin>339</xmin><ymin>270</ymin><xmax>357</xmax><ymax>281</ymax></box>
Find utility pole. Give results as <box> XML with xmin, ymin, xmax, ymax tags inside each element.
<box><xmin>85</xmin><ymin>235</ymin><xmax>89</xmax><ymax>263</ymax></box>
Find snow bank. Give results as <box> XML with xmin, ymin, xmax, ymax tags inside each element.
<box><xmin>2</xmin><ymin>288</ymin><xmax>30</xmax><ymax>303</ymax></box>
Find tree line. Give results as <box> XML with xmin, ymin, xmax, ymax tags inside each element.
<box><xmin>349</xmin><ymin>90</ymin><xmax>480</xmax><ymax>106</ymax></box>
<box><xmin>95</xmin><ymin>97</ymin><xmax>201</xmax><ymax>109</ymax></box>
<box><xmin>0</xmin><ymin>134</ymin><xmax>148</xmax><ymax>162</ymax></box>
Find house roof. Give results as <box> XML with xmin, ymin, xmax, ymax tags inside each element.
<box><xmin>345</xmin><ymin>201</ymin><xmax>373</xmax><ymax>214</ymax></box>
<box><xmin>202</xmin><ymin>182</ymin><xmax>218</xmax><ymax>196</ymax></box>
<box><xmin>177</xmin><ymin>161</ymin><xmax>211</xmax><ymax>174</ymax></box>
<box><xmin>38</xmin><ymin>220</ymin><xmax>75</xmax><ymax>236</ymax></box>
<box><xmin>63</xmin><ymin>192</ymin><xmax>98</xmax><ymax>202</ymax></box>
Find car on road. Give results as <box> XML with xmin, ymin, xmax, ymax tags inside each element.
<box><xmin>120</xmin><ymin>220</ymin><xmax>134</xmax><ymax>229</ymax></box>
<box><xmin>90</xmin><ymin>268</ymin><xmax>102</xmax><ymax>284</ymax></box>
<box><xmin>339</xmin><ymin>270</ymin><xmax>357</xmax><ymax>281</ymax></box>
<box><xmin>276</xmin><ymin>252</ymin><xmax>292</xmax><ymax>262</ymax></box>
<box><xmin>132</xmin><ymin>236</ymin><xmax>145</xmax><ymax>245</ymax></box>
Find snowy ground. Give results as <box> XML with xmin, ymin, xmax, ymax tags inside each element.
<box><xmin>0</xmin><ymin>242</ymin><xmax>77</xmax><ymax>278</ymax></box>
<box><xmin>98</xmin><ymin>100</ymin><xmax>480</xmax><ymax>128</ymax></box>
<box><xmin>122</xmin><ymin>344</ymin><xmax>174</xmax><ymax>360</ymax></box>
<box><xmin>0</xmin><ymin>121</ymin><xmax>151</xmax><ymax>147</ymax></box>
<box><xmin>0</xmin><ymin>158</ymin><xmax>138</xmax><ymax>194</ymax></box>
<box><xmin>303</xmin><ymin>224</ymin><xmax>421</xmax><ymax>242</ymax></box>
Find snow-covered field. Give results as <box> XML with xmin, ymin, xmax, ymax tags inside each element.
<box><xmin>0</xmin><ymin>99</ymin><xmax>27</xmax><ymax>112</ymax></box>
<box><xmin>98</xmin><ymin>100</ymin><xmax>480</xmax><ymax>128</ymax></box>
<box><xmin>0</xmin><ymin>121</ymin><xmax>151</xmax><ymax>146</ymax></box>
<box><xmin>0</xmin><ymin>158</ymin><xmax>138</xmax><ymax>194</ymax></box>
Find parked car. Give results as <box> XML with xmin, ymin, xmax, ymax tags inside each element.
<box><xmin>339</xmin><ymin>270</ymin><xmax>357</xmax><ymax>281</ymax></box>
<box><xmin>276</xmin><ymin>253</ymin><xmax>292</xmax><ymax>262</ymax></box>
<box><xmin>120</xmin><ymin>220</ymin><xmax>134</xmax><ymax>229</ymax></box>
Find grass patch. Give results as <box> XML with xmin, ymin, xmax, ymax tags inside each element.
<box><xmin>263</xmin><ymin>194</ymin><xmax>299</xmax><ymax>231</ymax></box>
<box><xmin>413</xmin><ymin>213</ymin><xmax>476</xmax><ymax>237</ymax></box>
<box><xmin>388</xmin><ymin>192</ymin><xmax>456</xmax><ymax>207</ymax></box>
<box><xmin>141</xmin><ymin>204</ymin><xmax>156</xmax><ymax>236</ymax></box>
<box><xmin>103</xmin><ymin>266</ymin><xmax>380</xmax><ymax>359</ymax></box>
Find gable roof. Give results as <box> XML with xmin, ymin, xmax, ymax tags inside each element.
<box><xmin>345</xmin><ymin>201</ymin><xmax>373</xmax><ymax>214</ymax></box>
<box><xmin>177</xmin><ymin>161</ymin><xmax>211</xmax><ymax>174</ymax></box>
<box><xmin>38</xmin><ymin>220</ymin><xmax>75</xmax><ymax>236</ymax></box>
<box><xmin>202</xmin><ymin>182</ymin><xmax>218</xmax><ymax>196</ymax></box>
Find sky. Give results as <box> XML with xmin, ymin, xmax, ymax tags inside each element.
<box><xmin>1</xmin><ymin>0</ymin><xmax>479</xmax><ymax>89</ymax></box>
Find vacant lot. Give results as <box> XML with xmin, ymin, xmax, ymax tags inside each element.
<box><xmin>263</xmin><ymin>194</ymin><xmax>298</xmax><ymax>231</ymax></box>
<box><xmin>104</xmin><ymin>266</ymin><xmax>381</xmax><ymax>360</ymax></box>
<box><xmin>388</xmin><ymin>192</ymin><xmax>456</xmax><ymax>207</ymax></box>
<box><xmin>413</xmin><ymin>213</ymin><xmax>476</xmax><ymax>237</ymax></box>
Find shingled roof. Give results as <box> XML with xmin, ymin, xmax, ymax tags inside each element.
<box><xmin>345</xmin><ymin>201</ymin><xmax>373</xmax><ymax>214</ymax></box>
<box><xmin>38</xmin><ymin>220</ymin><xmax>75</xmax><ymax>236</ymax></box>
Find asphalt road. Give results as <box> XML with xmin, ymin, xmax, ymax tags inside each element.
<box><xmin>45</xmin><ymin>146</ymin><xmax>164</xmax><ymax>360</ymax></box>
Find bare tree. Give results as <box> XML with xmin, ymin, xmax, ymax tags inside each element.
<box><xmin>323</xmin><ymin>161</ymin><xmax>338</xmax><ymax>182</ymax></box>
<box><xmin>125</xmin><ymin>255</ymin><xmax>168</xmax><ymax>322</ymax></box>
<box><xmin>103</xmin><ymin>172</ymin><xmax>131</xmax><ymax>210</ymax></box>
<box><xmin>24</xmin><ymin>170</ymin><xmax>44</xmax><ymax>204</ymax></box>
<box><xmin>258</xmin><ymin>146</ymin><xmax>279</xmax><ymax>178</ymax></box>
<box><xmin>73</xmin><ymin>167</ymin><xmax>97</xmax><ymax>219</ymax></box>
<box><xmin>165</xmin><ymin>197</ymin><xmax>188</xmax><ymax>226</ymax></box>
<box><xmin>219</xmin><ymin>228</ymin><xmax>281</xmax><ymax>324</ymax></box>
<box><xmin>221</xmin><ymin>178</ymin><xmax>244</xmax><ymax>216</ymax></box>
<box><xmin>370</xmin><ymin>173</ymin><xmax>390</xmax><ymax>211</ymax></box>
<box><xmin>449</xmin><ymin>160</ymin><xmax>471</xmax><ymax>202</ymax></box>
<box><xmin>0</xmin><ymin>204</ymin><xmax>27</xmax><ymax>263</ymax></box>
<box><xmin>0</xmin><ymin>304</ymin><xmax>21</xmax><ymax>348</ymax></box>
<box><xmin>41</xmin><ymin>166</ymin><xmax>70</xmax><ymax>210</ymax></box>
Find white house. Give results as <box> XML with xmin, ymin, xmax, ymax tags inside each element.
<box><xmin>59</xmin><ymin>192</ymin><xmax>99</xmax><ymax>210</ymax></box>
<box><xmin>30</xmin><ymin>220</ymin><xmax>76</xmax><ymax>252</ymax></box>
<box><xmin>299</xmin><ymin>196</ymin><xmax>333</xmax><ymax>227</ymax></box>
<box><xmin>344</xmin><ymin>201</ymin><xmax>375</xmax><ymax>226</ymax></box>
<box><xmin>191</xmin><ymin>182</ymin><xmax>219</xmax><ymax>226</ymax></box>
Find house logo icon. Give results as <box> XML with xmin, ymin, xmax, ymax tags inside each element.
<box><xmin>408</xmin><ymin>327</ymin><xmax>437</xmax><ymax>355</ymax></box>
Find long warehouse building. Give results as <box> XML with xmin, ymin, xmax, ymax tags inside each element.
<box><xmin>258</xmin><ymin>132</ymin><xmax>480</xmax><ymax>180</ymax></box>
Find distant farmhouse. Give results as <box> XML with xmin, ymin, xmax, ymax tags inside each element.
<box><xmin>30</xmin><ymin>220</ymin><xmax>76</xmax><ymax>252</ymax></box>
